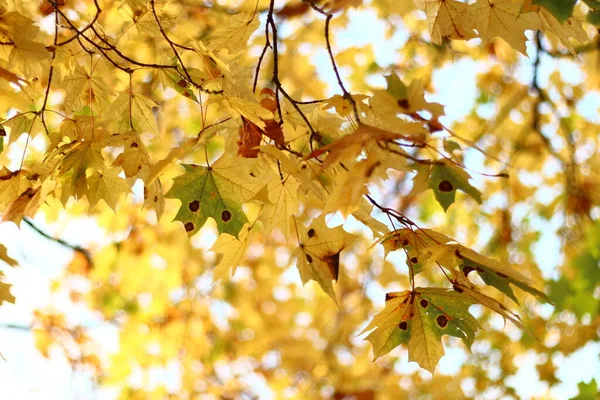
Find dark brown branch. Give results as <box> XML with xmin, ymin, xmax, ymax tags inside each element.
<box><xmin>264</xmin><ymin>0</ymin><xmax>318</xmax><ymax>138</ymax></box>
<box><xmin>365</xmin><ymin>194</ymin><xmax>415</xmax><ymax>229</ymax></box>
<box><xmin>306</xmin><ymin>1</ymin><xmax>360</xmax><ymax>123</ymax></box>
<box><xmin>150</xmin><ymin>0</ymin><xmax>222</xmax><ymax>95</ymax></box>
<box><xmin>39</xmin><ymin>6</ymin><xmax>59</xmax><ymax>136</ymax></box>
<box><xmin>528</xmin><ymin>32</ymin><xmax>567</xmax><ymax>164</ymax></box>
<box><xmin>23</xmin><ymin>218</ymin><xmax>93</xmax><ymax>268</ymax></box>
<box><xmin>53</xmin><ymin>1</ymin><xmax>101</xmax><ymax>47</ymax></box>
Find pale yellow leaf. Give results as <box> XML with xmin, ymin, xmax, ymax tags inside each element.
<box><xmin>87</xmin><ymin>168</ymin><xmax>130</xmax><ymax>211</ymax></box>
<box><xmin>207</xmin><ymin>14</ymin><xmax>260</xmax><ymax>53</ymax></box>
<box><xmin>413</xmin><ymin>0</ymin><xmax>477</xmax><ymax>44</ymax></box>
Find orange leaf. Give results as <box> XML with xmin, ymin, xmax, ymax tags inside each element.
<box><xmin>237</xmin><ymin>117</ymin><xmax>262</xmax><ymax>158</ymax></box>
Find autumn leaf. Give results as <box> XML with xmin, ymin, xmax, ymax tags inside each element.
<box><xmin>428</xmin><ymin>159</ymin><xmax>482</xmax><ymax>212</ymax></box>
<box><xmin>0</xmin><ymin>168</ymin><xmax>32</xmax><ymax>206</ymax></box>
<box><xmin>470</xmin><ymin>0</ymin><xmax>539</xmax><ymax>55</ymax></box>
<box><xmin>259</xmin><ymin>174</ymin><xmax>300</xmax><ymax>236</ymax></box>
<box><xmin>0</xmin><ymin>280</ymin><xmax>15</xmax><ymax>305</ymax></box>
<box><xmin>211</xmin><ymin>224</ymin><xmax>252</xmax><ymax>279</ymax></box>
<box><xmin>361</xmin><ymin>288</ymin><xmax>480</xmax><ymax>373</ymax></box>
<box><xmin>207</xmin><ymin>13</ymin><xmax>260</xmax><ymax>53</ymax></box>
<box><xmin>305</xmin><ymin>123</ymin><xmax>426</xmax><ymax>169</ymax></box>
<box><xmin>0</xmin><ymin>0</ymin><xmax>596</xmax><ymax>386</ymax></box>
<box><xmin>451</xmin><ymin>244</ymin><xmax>550</xmax><ymax>303</ymax></box>
<box><xmin>379</xmin><ymin>228</ymin><xmax>454</xmax><ymax>276</ymax></box>
<box><xmin>237</xmin><ymin>116</ymin><xmax>262</xmax><ymax>158</ymax></box>
<box><xmin>0</xmin><ymin>66</ymin><xmax>27</xmax><ymax>88</ymax></box>
<box><xmin>3</xmin><ymin>186</ymin><xmax>40</xmax><ymax>224</ymax></box>
<box><xmin>86</xmin><ymin>168</ymin><xmax>130</xmax><ymax>211</ymax></box>
<box><xmin>532</xmin><ymin>0</ymin><xmax>577</xmax><ymax>23</ymax></box>
<box><xmin>325</xmin><ymin>158</ymin><xmax>380</xmax><ymax>216</ymax></box>
<box><xmin>110</xmin><ymin>131</ymin><xmax>152</xmax><ymax>179</ymax></box>
<box><xmin>226</xmin><ymin>96</ymin><xmax>274</xmax><ymax>129</ymax></box>
<box><xmin>0</xmin><ymin>243</ymin><xmax>17</xmax><ymax>267</ymax></box>
<box><xmin>62</xmin><ymin>66</ymin><xmax>110</xmax><ymax>112</ymax></box>
<box><xmin>292</xmin><ymin>217</ymin><xmax>356</xmax><ymax>302</ymax></box>
<box><xmin>534</xmin><ymin>10</ymin><xmax>588</xmax><ymax>56</ymax></box>
<box><xmin>413</xmin><ymin>0</ymin><xmax>477</xmax><ymax>44</ymax></box>
<box><xmin>165</xmin><ymin>155</ymin><xmax>266</xmax><ymax>238</ymax></box>
<box><xmin>451</xmin><ymin>274</ymin><xmax>525</xmax><ymax>329</ymax></box>
<box><xmin>103</xmin><ymin>93</ymin><xmax>159</xmax><ymax>135</ymax></box>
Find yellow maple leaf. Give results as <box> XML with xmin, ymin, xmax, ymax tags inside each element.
<box><xmin>0</xmin><ymin>243</ymin><xmax>17</xmax><ymax>267</ymax></box>
<box><xmin>86</xmin><ymin>168</ymin><xmax>130</xmax><ymax>211</ymax></box>
<box><xmin>211</xmin><ymin>224</ymin><xmax>251</xmax><ymax>280</ymax></box>
<box><xmin>306</xmin><ymin>123</ymin><xmax>426</xmax><ymax>169</ymax></box>
<box><xmin>292</xmin><ymin>216</ymin><xmax>356</xmax><ymax>302</ymax></box>
<box><xmin>325</xmin><ymin>158</ymin><xmax>381</xmax><ymax>216</ymax></box>
<box><xmin>207</xmin><ymin>13</ymin><xmax>260</xmax><ymax>54</ymax></box>
<box><xmin>413</xmin><ymin>0</ymin><xmax>477</xmax><ymax>44</ymax></box>
<box><xmin>534</xmin><ymin>10</ymin><xmax>588</xmax><ymax>56</ymax></box>
<box><xmin>470</xmin><ymin>0</ymin><xmax>539</xmax><ymax>55</ymax></box>
<box><xmin>0</xmin><ymin>168</ymin><xmax>32</xmax><ymax>207</ymax></box>
<box><xmin>260</xmin><ymin>175</ymin><xmax>300</xmax><ymax>236</ymax></box>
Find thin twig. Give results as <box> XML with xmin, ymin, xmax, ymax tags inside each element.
<box><xmin>23</xmin><ymin>218</ymin><xmax>93</xmax><ymax>267</ymax></box>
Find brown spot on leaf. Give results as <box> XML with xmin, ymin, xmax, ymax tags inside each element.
<box><xmin>397</xmin><ymin>98</ymin><xmax>410</xmax><ymax>109</ymax></box>
<box><xmin>143</xmin><ymin>186</ymin><xmax>148</xmax><ymax>199</ymax></box>
<box><xmin>307</xmin><ymin>228</ymin><xmax>315</xmax><ymax>238</ymax></box>
<box><xmin>436</xmin><ymin>315</ymin><xmax>448</xmax><ymax>328</ymax></box>
<box><xmin>463</xmin><ymin>265</ymin><xmax>475</xmax><ymax>276</ymax></box>
<box><xmin>306</xmin><ymin>254</ymin><xmax>313</xmax><ymax>263</ymax></box>
<box><xmin>438</xmin><ymin>180</ymin><xmax>454</xmax><ymax>192</ymax></box>
<box><xmin>323</xmin><ymin>251</ymin><xmax>341</xmax><ymax>281</ymax></box>
<box><xmin>130</xmin><ymin>142</ymin><xmax>139</xmax><ymax>148</ymax></box>
<box><xmin>188</xmin><ymin>200</ymin><xmax>200</xmax><ymax>212</ymax></box>
<box><xmin>410</xmin><ymin>257</ymin><xmax>418</xmax><ymax>264</ymax></box>
<box><xmin>385</xmin><ymin>293</ymin><xmax>393</xmax><ymax>301</ymax></box>
<box><xmin>496</xmin><ymin>271</ymin><xmax>509</xmax><ymax>278</ymax></box>
<box><xmin>153</xmin><ymin>196</ymin><xmax>158</xmax><ymax>202</ymax></box>
<box><xmin>420</xmin><ymin>299</ymin><xmax>428</xmax><ymax>308</ymax></box>
<box><xmin>178</xmin><ymin>79</ymin><xmax>188</xmax><ymax>88</ymax></box>
<box><xmin>221</xmin><ymin>210</ymin><xmax>232</xmax><ymax>222</ymax></box>
<box><xmin>402</xmin><ymin>239</ymin><xmax>409</xmax><ymax>246</ymax></box>
<box><xmin>184</xmin><ymin>222</ymin><xmax>194</xmax><ymax>232</ymax></box>
<box><xmin>398</xmin><ymin>321</ymin><xmax>408</xmax><ymax>331</ymax></box>
<box><xmin>453</xmin><ymin>284</ymin><xmax>464</xmax><ymax>293</ymax></box>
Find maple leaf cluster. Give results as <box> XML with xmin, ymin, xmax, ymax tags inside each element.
<box><xmin>0</xmin><ymin>0</ymin><xmax>598</xmax><ymax>394</ymax></box>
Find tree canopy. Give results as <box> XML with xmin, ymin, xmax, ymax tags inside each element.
<box><xmin>0</xmin><ymin>0</ymin><xmax>599</xmax><ymax>398</ymax></box>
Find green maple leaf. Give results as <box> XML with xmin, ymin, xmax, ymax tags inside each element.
<box><xmin>165</xmin><ymin>155</ymin><xmax>265</xmax><ymax>238</ymax></box>
<box><xmin>533</xmin><ymin>0</ymin><xmax>577</xmax><ymax>23</ymax></box>
<box><xmin>428</xmin><ymin>160</ymin><xmax>482</xmax><ymax>212</ymax></box>
<box><xmin>453</xmin><ymin>245</ymin><xmax>550</xmax><ymax>304</ymax></box>
<box><xmin>361</xmin><ymin>287</ymin><xmax>479</xmax><ymax>373</ymax></box>
<box><xmin>570</xmin><ymin>379</ymin><xmax>598</xmax><ymax>400</ymax></box>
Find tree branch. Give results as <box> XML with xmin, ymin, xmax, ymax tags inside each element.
<box><xmin>23</xmin><ymin>218</ymin><xmax>93</xmax><ymax>267</ymax></box>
